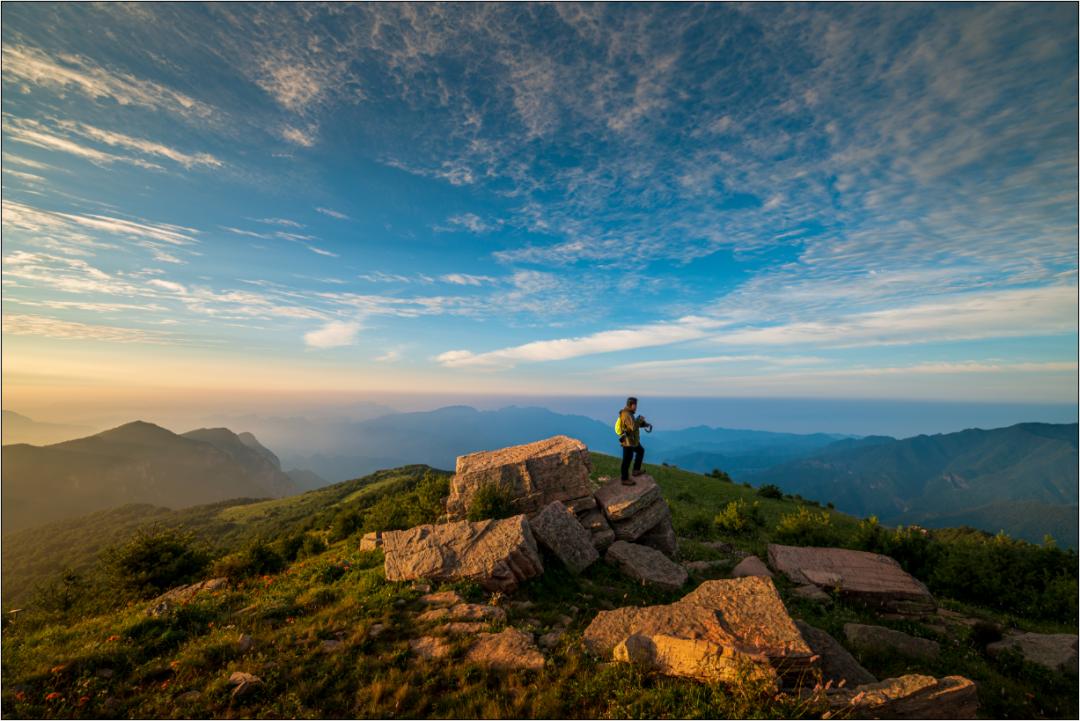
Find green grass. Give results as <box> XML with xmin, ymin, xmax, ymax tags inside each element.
<box><xmin>2</xmin><ymin>457</ymin><xmax>1076</xmax><ymax>719</ymax></box>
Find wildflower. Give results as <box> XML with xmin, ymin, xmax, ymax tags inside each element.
<box><xmin>106</xmin><ymin>634</ymin><xmax>121</xmax><ymax>642</ymax></box>
<box><xmin>14</xmin><ymin>691</ymin><xmax>26</xmax><ymax>702</ymax></box>
<box><xmin>50</xmin><ymin>664</ymin><xmax>67</xmax><ymax>674</ymax></box>
<box><xmin>77</xmin><ymin>696</ymin><xmax>91</xmax><ymax>706</ymax></box>
<box><xmin>45</xmin><ymin>692</ymin><xmax>62</xmax><ymax>702</ymax></box>
<box><xmin>160</xmin><ymin>680</ymin><xmax>170</xmax><ymax>690</ymax></box>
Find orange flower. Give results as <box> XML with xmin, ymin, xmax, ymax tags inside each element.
<box><xmin>50</xmin><ymin>664</ymin><xmax>67</xmax><ymax>674</ymax></box>
<box><xmin>106</xmin><ymin>634</ymin><xmax>121</xmax><ymax>642</ymax></box>
<box><xmin>45</xmin><ymin>692</ymin><xmax>62</xmax><ymax>702</ymax></box>
<box><xmin>14</xmin><ymin>691</ymin><xmax>26</xmax><ymax>702</ymax></box>
<box><xmin>160</xmin><ymin>680</ymin><xmax>170</xmax><ymax>690</ymax></box>
<box><xmin>77</xmin><ymin>696</ymin><xmax>90</xmax><ymax>706</ymax></box>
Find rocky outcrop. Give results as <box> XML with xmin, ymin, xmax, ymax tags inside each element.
<box><xmin>638</xmin><ymin>517</ymin><xmax>678</xmax><ymax>558</ymax></box>
<box><xmin>446</xmin><ymin>436</ymin><xmax>594</xmax><ymax>519</ymax></box>
<box><xmin>844</xmin><ymin>623</ymin><xmax>941</xmax><ymax>661</ymax></box>
<box><xmin>464</xmin><ymin>628</ymin><xmax>546</xmax><ymax>670</ymax></box>
<box><xmin>605</xmin><ymin>541</ymin><xmax>687</xmax><ymax>590</ymax></box>
<box><xmin>359</xmin><ymin>531</ymin><xmax>382</xmax><ymax>552</ymax></box>
<box><xmin>731</xmin><ymin>556</ymin><xmax>773</xmax><ymax>579</ymax></box>
<box><xmin>610</xmin><ymin>498</ymin><xmax>671</xmax><ymax>542</ymax></box>
<box><xmin>577</xmin><ymin>509</ymin><xmax>616</xmax><ymax>550</ymax></box>
<box><xmin>987</xmin><ymin>631</ymin><xmax>1078</xmax><ymax>674</ymax></box>
<box><xmin>583</xmin><ymin>576</ymin><xmax>815</xmax><ymax>683</ymax></box>
<box><xmin>594</xmin><ymin>474</ymin><xmax>662</xmax><ymax>520</ymax></box>
<box><xmin>825</xmin><ymin>674</ymin><xmax>979</xmax><ymax>718</ymax></box>
<box><xmin>794</xmin><ymin>620</ymin><xmax>876</xmax><ymax>687</ymax></box>
<box><xmin>768</xmin><ymin>544</ymin><xmax>936</xmax><ymax>615</ymax></box>
<box><xmin>382</xmin><ymin>515</ymin><xmax>543</xmax><ymax>592</ymax></box>
<box><xmin>146</xmin><ymin>577</ymin><xmax>228</xmax><ymax>616</ymax></box>
<box><xmin>528</xmin><ymin>500</ymin><xmax>599</xmax><ymax>573</ymax></box>
<box><xmin>791</xmin><ymin>584</ymin><xmax>831</xmax><ymax>603</ymax></box>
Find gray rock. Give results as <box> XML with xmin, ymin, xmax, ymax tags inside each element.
<box><xmin>228</xmin><ymin>671</ymin><xmax>262</xmax><ymax>698</ymax></box>
<box><xmin>145</xmin><ymin>577</ymin><xmax>228</xmax><ymax>617</ymax></box>
<box><xmin>464</xmin><ymin>627</ymin><xmax>546</xmax><ymax>670</ymax></box>
<box><xmin>594</xmin><ymin>474</ymin><xmax>661</xmax><ymax>521</ymax></box>
<box><xmin>792</xmin><ymin>584</ymin><xmax>832</xmax><ymax>603</ymax></box>
<box><xmin>605</xmin><ymin>541</ymin><xmax>688</xmax><ymax>591</ymax></box>
<box><xmin>446</xmin><ymin>436</ymin><xmax>594</xmax><ymax>519</ymax></box>
<box><xmin>638</xmin><ymin>517</ymin><xmax>678</xmax><ymax>558</ymax></box>
<box><xmin>382</xmin><ymin>515</ymin><xmax>543</xmax><ymax>593</ymax></box>
<box><xmin>794</xmin><ymin>620</ymin><xmax>876</xmax><ymax>687</ymax></box>
<box><xmin>987</xmin><ymin>631</ymin><xmax>1078</xmax><ymax>674</ymax></box>
<box><xmin>528</xmin><ymin>500</ymin><xmax>600</xmax><ymax>573</ymax></box>
<box><xmin>844</xmin><ymin>623</ymin><xmax>940</xmax><ymax>661</ymax></box>
<box><xmin>610</xmin><ymin>498</ymin><xmax>672</xmax><ymax>542</ymax></box>
<box><xmin>731</xmin><ymin>555</ymin><xmax>773</xmax><ymax>579</ymax></box>
<box><xmin>236</xmin><ymin>634</ymin><xmax>255</xmax><ymax>653</ymax></box>
<box><xmin>825</xmin><ymin>674</ymin><xmax>978</xmax><ymax>718</ymax></box>
<box><xmin>359</xmin><ymin>531</ymin><xmax>382</xmax><ymax>551</ymax></box>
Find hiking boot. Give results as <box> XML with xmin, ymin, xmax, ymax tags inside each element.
<box><xmin>631</xmin><ymin>469</ymin><xmax>646</xmax><ymax>477</ymax></box>
<box><xmin>620</xmin><ymin>477</ymin><xmax>635</xmax><ymax>486</ymax></box>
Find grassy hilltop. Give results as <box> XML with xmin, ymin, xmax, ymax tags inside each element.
<box><xmin>2</xmin><ymin>455</ymin><xmax>1076</xmax><ymax>719</ymax></box>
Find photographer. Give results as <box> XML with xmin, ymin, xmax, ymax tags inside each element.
<box><xmin>616</xmin><ymin>396</ymin><xmax>652</xmax><ymax>485</ymax></box>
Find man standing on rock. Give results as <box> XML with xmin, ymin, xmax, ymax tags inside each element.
<box><xmin>618</xmin><ymin>397</ymin><xmax>652</xmax><ymax>485</ymax></box>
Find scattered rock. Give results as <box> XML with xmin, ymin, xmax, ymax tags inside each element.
<box><xmin>440</xmin><ymin>622</ymin><xmax>490</xmax><ymax>635</ymax></box>
<box><xmin>844</xmin><ymin>623</ymin><xmax>940</xmax><ymax>661</ymax></box>
<box><xmin>175</xmin><ymin>690</ymin><xmax>201</xmax><ymax>703</ymax></box>
<box><xmin>731</xmin><ymin>555</ymin><xmax>773</xmax><ymax>579</ymax></box>
<box><xmin>794</xmin><ymin>620</ymin><xmax>876</xmax><ymax>687</ymax></box>
<box><xmin>418</xmin><ymin>608</ymin><xmax>451</xmax><ymax>623</ymax></box>
<box><xmin>95</xmin><ymin>668</ymin><xmax>115</xmax><ymax>679</ymax></box>
<box><xmin>359</xmin><ymin>531</ymin><xmax>382</xmax><ymax>552</ymax></box>
<box><xmin>410</xmin><ymin>635</ymin><xmax>452</xmax><ymax>660</ymax></box>
<box><xmin>228</xmin><ymin>671</ymin><xmax>262</xmax><ymax>698</ymax></box>
<box><xmin>826</xmin><ymin>674</ymin><xmax>978</xmax><ymax>719</ymax></box>
<box><xmin>368</xmin><ymin>623</ymin><xmax>387</xmax><ymax>638</ymax></box>
<box><xmin>419</xmin><ymin>590</ymin><xmax>464</xmax><ymax>607</ymax></box>
<box><xmin>591</xmin><ymin>528</ymin><xmax>616</xmax><ymax>551</ymax></box>
<box><xmin>768</xmin><ymin>544</ymin><xmax>936</xmax><ymax>615</ymax></box>
<box><xmin>791</xmin><ymin>584</ymin><xmax>831</xmax><ymax>603</ymax></box>
<box><xmin>698</xmin><ymin>540</ymin><xmax>735</xmax><ymax>553</ymax></box>
<box><xmin>565</xmin><ymin>495</ymin><xmax>597</xmax><ymax>513</ymax></box>
<box><xmin>446</xmin><ymin>436</ymin><xmax>594</xmax><ymax>519</ymax></box>
<box><xmin>411</xmin><ymin>582</ymin><xmax>431</xmax><ymax>593</ymax></box>
<box><xmin>605</xmin><ymin>541</ymin><xmax>688</xmax><ymax>590</ymax></box>
<box><xmin>682</xmin><ymin>560</ymin><xmax>729</xmax><ymax>574</ymax></box>
<box><xmin>594</xmin><ymin>474</ymin><xmax>662</xmax><ymax>521</ymax></box>
<box><xmin>448</xmin><ymin>603</ymin><xmax>507</xmax><ymax>623</ymax></box>
<box><xmin>528</xmin><ymin>500</ymin><xmax>599</xmax><ymax>573</ymax></box>
<box><xmin>539</xmin><ymin>630</ymin><xmax>565</xmax><ymax>649</ymax></box>
<box><xmin>319</xmin><ymin>639</ymin><xmax>344</xmax><ymax>652</ymax></box>
<box><xmin>987</xmin><ymin>631</ymin><xmax>1078</xmax><ymax>674</ymax></box>
<box><xmin>610</xmin><ymin>498</ymin><xmax>672</xmax><ymax>542</ymax></box>
<box><xmin>146</xmin><ymin>578</ymin><xmax>229</xmax><ymax>617</ymax></box>
<box><xmin>236</xmin><ymin>634</ymin><xmax>255</xmax><ymax>653</ymax></box>
<box><xmin>382</xmin><ymin>515</ymin><xmax>544</xmax><ymax>592</ymax></box>
<box><xmin>584</xmin><ymin>576</ymin><xmax>815</xmax><ymax>682</ymax></box>
<box><xmin>638</xmin><ymin>517</ymin><xmax>678</xmax><ymax>558</ymax></box>
<box><xmin>464</xmin><ymin>627</ymin><xmax>546</xmax><ymax>671</ymax></box>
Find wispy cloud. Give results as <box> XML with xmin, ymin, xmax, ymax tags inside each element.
<box><xmin>316</xmin><ymin>207</ymin><xmax>350</xmax><ymax>220</ymax></box>
<box><xmin>2</xmin><ymin>313</ymin><xmax>173</xmax><ymax>344</ymax></box>
<box><xmin>281</xmin><ymin>125</ymin><xmax>316</xmax><ymax>147</ymax></box>
<box><xmin>436</xmin><ymin>212</ymin><xmax>501</xmax><ymax>233</ymax></box>
<box><xmin>440</xmin><ymin>273</ymin><xmax>495</xmax><ymax>286</ymax></box>
<box><xmin>304</xmin><ymin>320</ymin><xmax>360</xmax><ymax>349</ymax></box>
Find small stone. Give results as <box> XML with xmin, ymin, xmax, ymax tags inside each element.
<box><xmin>731</xmin><ymin>555</ymin><xmax>773</xmax><ymax>579</ymax></box>
<box><xmin>409</xmin><ymin>635</ymin><xmax>452</xmax><ymax>660</ymax></box>
<box><xmin>464</xmin><ymin>627</ymin><xmax>546</xmax><ymax>670</ymax></box>
<box><xmin>449</xmin><ymin>603</ymin><xmax>507</xmax><ymax>623</ymax></box>
<box><xmin>565</xmin><ymin>495</ymin><xmax>597</xmax><ymax>513</ymax></box>
<box><xmin>591</xmin><ymin>528</ymin><xmax>616</xmax><ymax>550</ymax></box>
<box><xmin>368</xmin><ymin>623</ymin><xmax>387</xmax><ymax>638</ymax></box>
<box><xmin>419</xmin><ymin>590</ymin><xmax>464</xmax><ymax>607</ymax></box>
<box><xmin>411</xmin><ymin>582</ymin><xmax>432</xmax><ymax>593</ymax></box>
<box><xmin>844</xmin><ymin>623</ymin><xmax>941</xmax><ymax>661</ymax></box>
<box><xmin>319</xmin><ymin>639</ymin><xmax>344</xmax><ymax>652</ymax></box>
<box><xmin>359</xmin><ymin>531</ymin><xmax>383</xmax><ymax>552</ymax></box>
<box><xmin>440</xmin><ymin>621</ymin><xmax>490</xmax><ymax>635</ymax></box>
<box><xmin>539</xmin><ymin>630</ymin><xmax>565</xmax><ymax>649</ymax></box>
<box><xmin>95</xmin><ymin>668</ymin><xmax>115</xmax><ymax>679</ymax></box>
<box><xmin>792</xmin><ymin>584</ymin><xmax>832</xmax><ymax>603</ymax></box>
<box><xmin>237</xmin><ymin>634</ymin><xmax>255</xmax><ymax>653</ymax></box>
<box><xmin>228</xmin><ymin>671</ymin><xmax>262</xmax><ymax>698</ymax></box>
<box><xmin>682</xmin><ymin>560</ymin><xmax>729</xmax><ymax>574</ymax></box>
<box><xmin>176</xmin><ymin>690</ymin><xmax>201</xmax><ymax>703</ymax></box>
<box><xmin>418</xmin><ymin>608</ymin><xmax>451</xmax><ymax>623</ymax></box>
<box><xmin>987</xmin><ymin>631</ymin><xmax>1078</xmax><ymax>674</ymax></box>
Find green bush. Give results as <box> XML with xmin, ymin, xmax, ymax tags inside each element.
<box><xmin>709</xmin><ymin>468</ymin><xmax>733</xmax><ymax>482</ymax></box>
<box><xmin>755</xmin><ymin>484</ymin><xmax>784</xmax><ymax>499</ymax></box>
<box><xmin>101</xmin><ymin>527</ymin><xmax>210</xmax><ymax>598</ymax></box>
<box><xmin>774</xmin><ymin>507</ymin><xmax>841</xmax><ymax>546</ymax></box>
<box><xmin>466</xmin><ymin>484</ymin><xmax>516</xmax><ymax>521</ymax></box>
<box><xmin>212</xmin><ymin>539</ymin><xmax>284</xmax><ymax>579</ymax></box>
<box><xmin>714</xmin><ymin>500</ymin><xmax>764</xmax><ymax>536</ymax></box>
<box><xmin>361</xmin><ymin>470</ymin><xmax>451</xmax><ymax>531</ymax></box>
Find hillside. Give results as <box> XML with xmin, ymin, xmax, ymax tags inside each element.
<box><xmin>0</xmin><ymin>422</ymin><xmax>300</xmax><ymax>533</ymax></box>
<box><xmin>1</xmin><ymin>411</ymin><xmax>94</xmax><ymax>446</ymax></box>
<box><xmin>749</xmin><ymin>422</ymin><xmax>1079</xmax><ymax>546</ymax></box>
<box><xmin>2</xmin><ymin>452</ymin><xmax>1075</xmax><ymax>720</ymax></box>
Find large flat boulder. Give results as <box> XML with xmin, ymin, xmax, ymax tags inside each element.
<box><xmin>844</xmin><ymin>623</ymin><xmax>940</xmax><ymax>661</ymax></box>
<box><xmin>768</xmin><ymin>544</ymin><xmax>936</xmax><ymax>614</ymax></box>
<box><xmin>464</xmin><ymin>627</ymin><xmax>546</xmax><ymax>671</ymax></box>
<box><xmin>594</xmin><ymin>474</ymin><xmax>661</xmax><ymax>521</ymax></box>
<box><xmin>794</xmin><ymin>620</ymin><xmax>876</xmax><ymax>687</ymax></box>
<box><xmin>583</xmin><ymin>576</ymin><xmax>815</xmax><ymax>682</ymax></box>
<box><xmin>528</xmin><ymin>501</ymin><xmax>599</xmax><ymax>573</ymax></box>
<box><xmin>826</xmin><ymin>674</ymin><xmax>978</xmax><ymax>718</ymax></box>
<box><xmin>446</xmin><ymin>436</ymin><xmax>593</xmax><ymax>519</ymax></box>
<box><xmin>987</xmin><ymin>631</ymin><xmax>1078</xmax><ymax>674</ymax></box>
<box><xmin>382</xmin><ymin>515</ymin><xmax>543</xmax><ymax>592</ymax></box>
<box><xmin>605</xmin><ymin>541</ymin><xmax>687</xmax><ymax>590</ymax></box>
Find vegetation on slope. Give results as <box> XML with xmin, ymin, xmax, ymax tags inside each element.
<box><xmin>2</xmin><ymin>456</ymin><xmax>1076</xmax><ymax>719</ymax></box>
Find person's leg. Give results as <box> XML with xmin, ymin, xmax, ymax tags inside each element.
<box><xmin>621</xmin><ymin>445</ymin><xmax>634</xmax><ymax>481</ymax></box>
<box><xmin>632</xmin><ymin>444</ymin><xmax>645</xmax><ymax>474</ymax></box>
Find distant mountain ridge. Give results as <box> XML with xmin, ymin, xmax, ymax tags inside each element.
<box><xmin>748</xmin><ymin>422</ymin><xmax>1079</xmax><ymax>545</ymax></box>
<box><xmin>2</xmin><ymin>410</ymin><xmax>95</xmax><ymax>446</ymax></box>
<box><xmin>1</xmin><ymin>422</ymin><xmax>302</xmax><ymax>533</ymax></box>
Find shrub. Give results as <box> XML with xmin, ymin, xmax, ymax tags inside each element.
<box><xmin>677</xmin><ymin>511</ymin><xmax>714</xmax><ymax>539</ymax></box>
<box><xmin>714</xmin><ymin>500</ymin><xmax>764</xmax><ymax>536</ymax></box>
<box><xmin>212</xmin><ymin>539</ymin><xmax>284</xmax><ymax>579</ymax></box>
<box><xmin>709</xmin><ymin>469</ymin><xmax>733</xmax><ymax>482</ymax></box>
<box><xmin>331</xmin><ymin>511</ymin><xmax>362</xmax><ymax>541</ymax></box>
<box><xmin>360</xmin><ymin>470</ymin><xmax>452</xmax><ymax>531</ymax></box>
<box><xmin>30</xmin><ymin>569</ymin><xmax>92</xmax><ymax>614</ymax></box>
<box><xmin>755</xmin><ymin>484</ymin><xmax>784</xmax><ymax>500</ymax></box>
<box><xmin>774</xmin><ymin>507</ymin><xmax>841</xmax><ymax>546</ymax></box>
<box><xmin>466</xmin><ymin>484</ymin><xmax>516</xmax><ymax>521</ymax></box>
<box><xmin>101</xmin><ymin>527</ymin><xmax>209</xmax><ymax>598</ymax></box>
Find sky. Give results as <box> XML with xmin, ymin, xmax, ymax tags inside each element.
<box><xmin>2</xmin><ymin>3</ymin><xmax>1078</xmax><ymax>424</ymax></box>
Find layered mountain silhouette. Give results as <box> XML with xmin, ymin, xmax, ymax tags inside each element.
<box><xmin>2</xmin><ymin>410</ymin><xmax>94</xmax><ymax>446</ymax></box>
<box><xmin>748</xmin><ymin>422</ymin><xmax>1079</xmax><ymax>545</ymax></box>
<box><xmin>1</xmin><ymin>422</ymin><xmax>307</xmax><ymax>532</ymax></box>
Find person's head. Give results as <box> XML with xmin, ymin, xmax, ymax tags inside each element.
<box><xmin>626</xmin><ymin>396</ymin><xmax>638</xmax><ymax>412</ymax></box>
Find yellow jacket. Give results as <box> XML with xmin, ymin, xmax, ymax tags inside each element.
<box><xmin>618</xmin><ymin>407</ymin><xmax>640</xmax><ymax>447</ymax></box>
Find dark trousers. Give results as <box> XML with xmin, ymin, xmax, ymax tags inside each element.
<box><xmin>621</xmin><ymin>444</ymin><xmax>645</xmax><ymax>480</ymax></box>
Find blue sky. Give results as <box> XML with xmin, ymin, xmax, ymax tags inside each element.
<box><xmin>2</xmin><ymin>3</ymin><xmax>1077</xmax><ymax>412</ymax></box>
